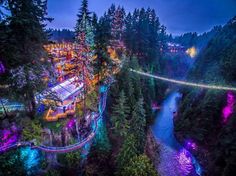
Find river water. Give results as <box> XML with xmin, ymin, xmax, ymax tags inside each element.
<box><xmin>151</xmin><ymin>91</ymin><xmax>202</xmax><ymax>176</ymax></box>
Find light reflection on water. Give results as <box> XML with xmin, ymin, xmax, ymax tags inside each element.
<box><xmin>152</xmin><ymin>92</ymin><xmax>202</xmax><ymax>176</ymax></box>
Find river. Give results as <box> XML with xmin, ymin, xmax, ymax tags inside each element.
<box><xmin>151</xmin><ymin>91</ymin><xmax>202</xmax><ymax>176</ymax></box>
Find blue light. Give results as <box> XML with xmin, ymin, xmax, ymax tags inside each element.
<box><xmin>37</xmin><ymin>104</ymin><xmax>45</xmax><ymax>113</ymax></box>
<box><xmin>81</xmin><ymin>143</ymin><xmax>91</xmax><ymax>158</ymax></box>
<box><xmin>95</xmin><ymin>118</ymin><xmax>103</xmax><ymax>140</ymax></box>
<box><xmin>100</xmin><ymin>86</ymin><xmax>107</xmax><ymax>93</ymax></box>
<box><xmin>48</xmin><ymin>82</ymin><xmax>54</xmax><ymax>88</ymax></box>
<box><xmin>191</xmin><ymin>155</ymin><xmax>202</xmax><ymax>176</ymax></box>
<box><xmin>20</xmin><ymin>147</ymin><xmax>41</xmax><ymax>175</ymax></box>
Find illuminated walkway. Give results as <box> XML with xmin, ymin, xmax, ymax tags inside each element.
<box><xmin>0</xmin><ymin>99</ymin><xmax>24</xmax><ymax>113</ymax></box>
<box><xmin>0</xmin><ymin>83</ymin><xmax>110</xmax><ymax>153</ymax></box>
<box><xmin>130</xmin><ymin>69</ymin><xmax>236</xmax><ymax>91</ymax></box>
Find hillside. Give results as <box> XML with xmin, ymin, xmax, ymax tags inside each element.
<box><xmin>174</xmin><ymin>16</ymin><xmax>236</xmax><ymax>176</ymax></box>
<box><xmin>173</xmin><ymin>26</ymin><xmax>222</xmax><ymax>50</ymax></box>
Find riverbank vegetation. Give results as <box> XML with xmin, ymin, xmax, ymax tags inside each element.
<box><xmin>175</xmin><ymin>16</ymin><xmax>236</xmax><ymax>176</ymax></box>
<box><xmin>1</xmin><ymin>0</ymin><xmax>235</xmax><ymax>175</ymax></box>
<box><xmin>0</xmin><ymin>0</ymin><xmax>166</xmax><ymax>175</ymax></box>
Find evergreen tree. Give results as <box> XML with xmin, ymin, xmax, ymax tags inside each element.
<box><xmin>130</xmin><ymin>97</ymin><xmax>146</xmax><ymax>153</ymax></box>
<box><xmin>129</xmin><ymin>58</ymin><xmax>142</xmax><ymax>100</ymax></box>
<box><xmin>111</xmin><ymin>90</ymin><xmax>130</xmax><ymax>137</ymax></box>
<box><xmin>107</xmin><ymin>4</ymin><xmax>116</xmax><ymax>22</ymax></box>
<box><xmin>122</xmin><ymin>8</ymin><xmax>165</xmax><ymax>71</ymax></box>
<box><xmin>91</xmin><ymin>13</ymin><xmax>98</xmax><ymax>32</ymax></box>
<box><xmin>111</xmin><ymin>6</ymin><xmax>125</xmax><ymax>43</ymax></box>
<box><xmin>93</xmin><ymin>12</ymin><xmax>111</xmax><ymax>81</ymax></box>
<box><xmin>121</xmin><ymin>155</ymin><xmax>158</xmax><ymax>176</ymax></box>
<box><xmin>116</xmin><ymin>134</ymin><xmax>138</xmax><ymax>171</ymax></box>
<box><xmin>75</xmin><ymin>0</ymin><xmax>93</xmax><ymax>46</ymax></box>
<box><xmin>124</xmin><ymin>12</ymin><xmax>133</xmax><ymax>56</ymax></box>
<box><xmin>85</xmin><ymin>119</ymin><xmax>112</xmax><ymax>175</ymax></box>
<box><xmin>0</xmin><ymin>149</ymin><xmax>26</xmax><ymax>176</ymax></box>
<box><xmin>0</xmin><ymin>0</ymin><xmax>52</xmax><ymax>117</ymax></box>
<box><xmin>85</xmin><ymin>146</ymin><xmax>113</xmax><ymax>176</ymax></box>
<box><xmin>75</xmin><ymin>0</ymin><xmax>91</xmax><ymax>30</ymax></box>
<box><xmin>74</xmin><ymin>0</ymin><xmax>95</xmax><ymax>114</ymax></box>
<box><xmin>117</xmin><ymin>61</ymin><xmax>135</xmax><ymax>110</ymax></box>
<box><xmin>59</xmin><ymin>151</ymin><xmax>82</xmax><ymax>169</ymax></box>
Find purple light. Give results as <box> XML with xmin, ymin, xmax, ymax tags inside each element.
<box><xmin>176</xmin><ymin>149</ymin><xmax>194</xmax><ymax>175</ymax></box>
<box><xmin>222</xmin><ymin>91</ymin><xmax>235</xmax><ymax>123</ymax></box>
<box><xmin>185</xmin><ymin>140</ymin><xmax>197</xmax><ymax>150</ymax></box>
<box><xmin>0</xmin><ymin>128</ymin><xmax>18</xmax><ymax>147</ymax></box>
<box><xmin>2</xmin><ymin>129</ymin><xmax>11</xmax><ymax>141</ymax></box>
<box><xmin>67</xmin><ymin>118</ymin><xmax>76</xmax><ymax>129</ymax></box>
<box><xmin>0</xmin><ymin>61</ymin><xmax>6</xmax><ymax>74</ymax></box>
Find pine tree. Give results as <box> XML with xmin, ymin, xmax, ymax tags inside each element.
<box><xmin>74</xmin><ymin>0</ymin><xmax>95</xmax><ymax>114</ymax></box>
<box><xmin>111</xmin><ymin>90</ymin><xmax>130</xmax><ymax>137</ymax></box>
<box><xmin>129</xmin><ymin>58</ymin><xmax>142</xmax><ymax>100</ymax></box>
<box><xmin>93</xmin><ymin>13</ymin><xmax>111</xmax><ymax>82</ymax></box>
<box><xmin>85</xmin><ymin>120</ymin><xmax>112</xmax><ymax>176</ymax></box>
<box><xmin>75</xmin><ymin>0</ymin><xmax>91</xmax><ymax>31</ymax></box>
<box><xmin>0</xmin><ymin>0</ymin><xmax>52</xmax><ymax>117</ymax></box>
<box><xmin>122</xmin><ymin>8</ymin><xmax>165</xmax><ymax>70</ymax></box>
<box><xmin>118</xmin><ymin>63</ymin><xmax>135</xmax><ymax>110</ymax></box>
<box><xmin>124</xmin><ymin>12</ymin><xmax>133</xmax><ymax>57</ymax></box>
<box><xmin>75</xmin><ymin>0</ymin><xmax>93</xmax><ymax>46</ymax></box>
<box><xmin>107</xmin><ymin>4</ymin><xmax>116</xmax><ymax>22</ymax></box>
<box><xmin>109</xmin><ymin>5</ymin><xmax>125</xmax><ymax>57</ymax></box>
<box><xmin>130</xmin><ymin>97</ymin><xmax>146</xmax><ymax>153</ymax></box>
<box><xmin>116</xmin><ymin>134</ymin><xmax>138</xmax><ymax>171</ymax></box>
<box><xmin>111</xmin><ymin>6</ymin><xmax>125</xmax><ymax>41</ymax></box>
<box><xmin>121</xmin><ymin>155</ymin><xmax>158</xmax><ymax>176</ymax></box>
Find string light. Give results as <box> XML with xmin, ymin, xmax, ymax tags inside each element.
<box><xmin>130</xmin><ymin>69</ymin><xmax>236</xmax><ymax>91</ymax></box>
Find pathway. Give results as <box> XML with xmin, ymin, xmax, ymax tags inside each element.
<box><xmin>0</xmin><ymin>83</ymin><xmax>110</xmax><ymax>153</ymax></box>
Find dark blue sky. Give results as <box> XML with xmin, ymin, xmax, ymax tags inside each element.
<box><xmin>47</xmin><ymin>0</ymin><xmax>236</xmax><ymax>35</ymax></box>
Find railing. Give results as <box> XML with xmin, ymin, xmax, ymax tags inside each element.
<box><xmin>0</xmin><ymin>82</ymin><xmax>111</xmax><ymax>153</ymax></box>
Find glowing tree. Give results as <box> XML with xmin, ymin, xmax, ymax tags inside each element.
<box><xmin>0</xmin><ymin>0</ymin><xmax>52</xmax><ymax>118</ymax></box>
<box><xmin>75</xmin><ymin>0</ymin><xmax>95</xmax><ymax>115</ymax></box>
<box><xmin>110</xmin><ymin>6</ymin><xmax>125</xmax><ymax>52</ymax></box>
<box><xmin>111</xmin><ymin>6</ymin><xmax>125</xmax><ymax>42</ymax></box>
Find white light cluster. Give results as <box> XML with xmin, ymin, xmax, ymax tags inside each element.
<box><xmin>130</xmin><ymin>69</ymin><xmax>236</xmax><ymax>91</ymax></box>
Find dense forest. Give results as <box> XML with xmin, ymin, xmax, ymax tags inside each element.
<box><xmin>171</xmin><ymin>26</ymin><xmax>222</xmax><ymax>49</ymax></box>
<box><xmin>175</xmin><ymin>16</ymin><xmax>236</xmax><ymax>176</ymax></box>
<box><xmin>48</xmin><ymin>29</ymin><xmax>75</xmax><ymax>42</ymax></box>
<box><xmin>85</xmin><ymin>4</ymin><xmax>168</xmax><ymax>175</ymax></box>
<box><xmin>0</xmin><ymin>0</ymin><xmax>166</xmax><ymax>175</ymax></box>
<box><xmin>1</xmin><ymin>0</ymin><xmax>236</xmax><ymax>176</ymax></box>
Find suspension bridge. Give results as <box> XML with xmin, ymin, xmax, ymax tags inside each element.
<box><xmin>130</xmin><ymin>69</ymin><xmax>236</xmax><ymax>91</ymax></box>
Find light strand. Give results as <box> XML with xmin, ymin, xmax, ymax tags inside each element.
<box><xmin>130</xmin><ymin>69</ymin><xmax>236</xmax><ymax>91</ymax></box>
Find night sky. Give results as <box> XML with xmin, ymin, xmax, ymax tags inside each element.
<box><xmin>47</xmin><ymin>0</ymin><xmax>236</xmax><ymax>35</ymax></box>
